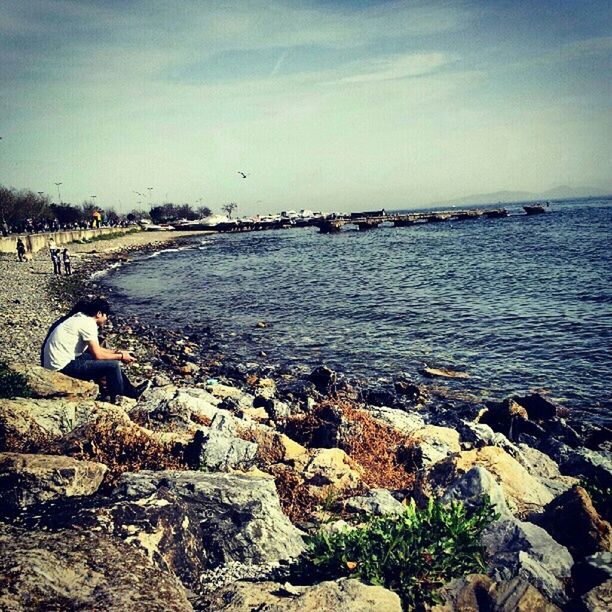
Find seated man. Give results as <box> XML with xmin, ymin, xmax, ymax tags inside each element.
<box><xmin>42</xmin><ymin>297</ymin><xmax>149</xmax><ymax>402</ymax></box>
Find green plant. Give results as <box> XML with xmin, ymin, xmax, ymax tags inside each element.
<box><xmin>0</xmin><ymin>362</ymin><xmax>32</xmax><ymax>399</ymax></box>
<box><xmin>580</xmin><ymin>478</ymin><xmax>612</xmax><ymax>522</ymax></box>
<box><xmin>305</xmin><ymin>498</ymin><xmax>498</xmax><ymax>610</ymax></box>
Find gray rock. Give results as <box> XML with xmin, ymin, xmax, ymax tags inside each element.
<box><xmin>116</xmin><ymin>470</ymin><xmax>305</xmax><ymax>568</ymax></box>
<box><xmin>0</xmin><ymin>453</ymin><xmax>107</xmax><ymax>510</ymax></box>
<box><xmin>6</xmin><ymin>363</ymin><xmax>99</xmax><ymax>400</ymax></box>
<box><xmin>0</xmin><ymin>526</ymin><xmax>192</xmax><ymax>611</ymax></box>
<box><xmin>573</xmin><ymin>552</ymin><xmax>612</xmax><ymax>594</ymax></box>
<box><xmin>559</xmin><ymin>447</ymin><xmax>612</xmax><ymax>488</ymax></box>
<box><xmin>367</xmin><ymin>406</ymin><xmax>425</xmax><ymax>433</ymax></box>
<box><xmin>582</xmin><ymin>579</ymin><xmax>612</xmax><ymax>612</ymax></box>
<box><xmin>343</xmin><ymin>489</ymin><xmax>405</xmax><ymax>516</ymax></box>
<box><xmin>457</xmin><ymin>420</ymin><xmax>497</xmax><ymax>448</ymax></box>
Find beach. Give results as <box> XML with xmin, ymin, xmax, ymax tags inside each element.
<box><xmin>0</xmin><ymin>227</ymin><xmax>611</xmax><ymax>611</ymax></box>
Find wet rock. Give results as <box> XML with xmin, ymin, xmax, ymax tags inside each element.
<box><xmin>343</xmin><ymin>489</ymin><xmax>405</xmax><ymax>516</ymax></box>
<box><xmin>309</xmin><ymin>365</ymin><xmax>337</xmax><ymax>393</ymax></box>
<box><xmin>199</xmin><ymin>578</ymin><xmax>401</xmax><ymax>611</ymax></box>
<box><xmin>431</xmin><ymin>573</ymin><xmax>495</xmax><ymax>611</ymax></box>
<box><xmin>491</xmin><ymin>576</ymin><xmax>561</xmax><ymax>611</ymax></box>
<box><xmin>394</xmin><ymin>380</ymin><xmax>426</xmax><ymax>402</ymax></box>
<box><xmin>361</xmin><ymin>386</ymin><xmax>398</xmax><ymax>408</ymax></box>
<box><xmin>511</xmin><ymin>393</ymin><xmax>558</xmax><ymax>420</ymax></box>
<box><xmin>424</xmin><ymin>446</ymin><xmax>554</xmax><ymax>518</ymax></box>
<box><xmin>539</xmin><ymin>486</ymin><xmax>612</xmax><ymax>559</ymax></box>
<box><xmin>582</xmin><ymin>580</ymin><xmax>612</xmax><ymax>612</ymax></box>
<box><xmin>557</xmin><ymin>447</ymin><xmax>612</xmax><ymax>489</ymax></box>
<box><xmin>0</xmin><ymin>526</ymin><xmax>192</xmax><ymax>611</ymax></box>
<box><xmin>420</xmin><ymin>366</ymin><xmax>469</xmax><ymax>379</ymax></box>
<box><xmin>115</xmin><ymin>470</ymin><xmax>305</xmax><ymax>568</ymax></box>
<box><xmin>5</xmin><ymin>363</ymin><xmax>98</xmax><ymax>400</ymax></box>
<box><xmin>0</xmin><ymin>453</ymin><xmax>107</xmax><ymax>511</ymax></box>
<box><xmin>573</xmin><ymin>552</ymin><xmax>612</xmax><ymax>594</ymax></box>
<box><xmin>480</xmin><ymin>399</ymin><xmax>528</xmax><ymax>438</ymax></box>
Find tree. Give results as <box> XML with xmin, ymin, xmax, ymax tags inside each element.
<box><xmin>197</xmin><ymin>206</ymin><xmax>212</xmax><ymax>218</ymax></box>
<box><xmin>222</xmin><ymin>202</ymin><xmax>238</xmax><ymax>219</ymax></box>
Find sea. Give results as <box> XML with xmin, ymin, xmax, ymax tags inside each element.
<box><xmin>102</xmin><ymin>198</ymin><xmax>611</xmax><ymax>425</ymax></box>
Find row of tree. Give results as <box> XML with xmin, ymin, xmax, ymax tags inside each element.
<box><xmin>0</xmin><ymin>184</ymin><xmax>228</xmax><ymax>234</ymax></box>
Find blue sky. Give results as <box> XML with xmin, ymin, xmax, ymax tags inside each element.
<box><xmin>0</xmin><ymin>0</ymin><xmax>610</xmax><ymax>214</ymax></box>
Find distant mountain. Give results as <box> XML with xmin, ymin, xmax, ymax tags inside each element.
<box><xmin>429</xmin><ymin>185</ymin><xmax>610</xmax><ymax>207</ymax></box>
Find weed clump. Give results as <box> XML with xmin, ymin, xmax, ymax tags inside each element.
<box><xmin>305</xmin><ymin>498</ymin><xmax>498</xmax><ymax>610</ymax></box>
<box><xmin>0</xmin><ymin>362</ymin><xmax>33</xmax><ymax>399</ymax></box>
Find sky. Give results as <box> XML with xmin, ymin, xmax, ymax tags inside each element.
<box><xmin>0</xmin><ymin>0</ymin><xmax>610</xmax><ymax>215</ymax></box>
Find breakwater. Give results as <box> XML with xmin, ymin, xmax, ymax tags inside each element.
<box><xmin>0</xmin><ymin>226</ymin><xmax>135</xmax><ymax>255</ymax></box>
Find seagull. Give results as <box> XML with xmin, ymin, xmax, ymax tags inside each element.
<box><xmin>237</xmin><ymin>171</ymin><xmax>250</xmax><ymax>179</ymax></box>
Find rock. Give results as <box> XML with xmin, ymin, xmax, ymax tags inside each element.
<box><xmin>198</xmin><ymin>413</ymin><xmax>258</xmax><ymax>472</ymax></box>
<box><xmin>115</xmin><ymin>470</ymin><xmax>305</xmax><ymax>569</ymax></box>
<box><xmin>480</xmin><ymin>399</ymin><xmax>529</xmax><ymax>437</ymax></box>
<box><xmin>343</xmin><ymin>489</ymin><xmax>405</xmax><ymax>515</ymax></box>
<box><xmin>199</xmin><ymin>578</ymin><xmax>401</xmax><ymax>611</ymax></box>
<box><xmin>511</xmin><ymin>393</ymin><xmax>558</xmax><ymax>420</ymax></box>
<box><xmin>206</xmin><ymin>383</ymin><xmax>249</xmax><ymax>402</ymax></box>
<box><xmin>302</xmin><ymin>448</ymin><xmax>362</xmax><ymax>491</ymax></box>
<box><xmin>420</xmin><ymin>366</ymin><xmax>469</xmax><ymax>379</ymax></box>
<box><xmin>178</xmin><ymin>361</ymin><xmax>200</xmax><ymax>376</ymax></box>
<box><xmin>582</xmin><ymin>579</ymin><xmax>612</xmax><ymax>612</ymax></box>
<box><xmin>412</xmin><ymin>425</ymin><xmax>461</xmax><ymax>468</ymax></box>
<box><xmin>557</xmin><ymin>447</ymin><xmax>612</xmax><ymax>489</ymax></box>
<box><xmin>424</xmin><ymin>446</ymin><xmax>554</xmax><ymax>518</ymax></box>
<box><xmin>431</xmin><ymin>573</ymin><xmax>495</xmax><ymax>611</ymax></box>
<box><xmin>492</xmin><ymin>576</ymin><xmax>561</xmax><ymax>611</ymax></box>
<box><xmin>309</xmin><ymin>365</ymin><xmax>337</xmax><ymax>392</ymax></box>
<box><xmin>0</xmin><ymin>526</ymin><xmax>192</xmax><ymax>611</ymax></box>
<box><xmin>252</xmin><ymin>377</ymin><xmax>277</xmax><ymax>399</ymax></box>
<box><xmin>457</xmin><ymin>420</ymin><xmax>498</xmax><ymax>449</ymax></box>
<box><xmin>513</xmin><ymin>444</ymin><xmax>578</xmax><ymax>497</ymax></box>
<box><xmin>437</xmin><ymin>466</ymin><xmax>572</xmax><ymax>605</ymax></box>
<box><xmin>0</xmin><ymin>453</ymin><xmax>107</xmax><ymax>511</ymax></box>
<box><xmin>394</xmin><ymin>380</ymin><xmax>426</xmax><ymax>402</ymax></box>
<box><xmin>6</xmin><ymin>363</ymin><xmax>98</xmax><ymax>400</ymax></box>
<box><xmin>573</xmin><ymin>552</ymin><xmax>612</xmax><ymax>594</ymax></box>
<box><xmin>539</xmin><ymin>486</ymin><xmax>612</xmax><ymax>559</ymax></box>
<box><xmin>368</xmin><ymin>406</ymin><xmax>425</xmax><ymax>434</ymax></box>
<box><xmin>361</xmin><ymin>386</ymin><xmax>398</xmax><ymax>408</ymax></box>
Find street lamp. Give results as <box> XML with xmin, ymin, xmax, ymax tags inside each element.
<box><xmin>147</xmin><ymin>187</ymin><xmax>153</xmax><ymax>209</ymax></box>
<box><xmin>54</xmin><ymin>182</ymin><xmax>63</xmax><ymax>204</ymax></box>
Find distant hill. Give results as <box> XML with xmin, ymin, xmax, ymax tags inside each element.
<box><xmin>429</xmin><ymin>185</ymin><xmax>611</xmax><ymax>207</ymax></box>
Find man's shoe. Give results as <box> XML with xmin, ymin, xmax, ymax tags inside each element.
<box><xmin>133</xmin><ymin>380</ymin><xmax>151</xmax><ymax>399</ymax></box>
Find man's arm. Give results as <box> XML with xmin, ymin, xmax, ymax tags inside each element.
<box><xmin>87</xmin><ymin>340</ymin><xmax>136</xmax><ymax>363</ymax></box>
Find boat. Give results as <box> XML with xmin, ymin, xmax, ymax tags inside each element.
<box><xmin>523</xmin><ymin>204</ymin><xmax>546</xmax><ymax>215</ymax></box>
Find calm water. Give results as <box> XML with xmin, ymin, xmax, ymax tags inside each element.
<box><xmin>104</xmin><ymin>199</ymin><xmax>611</xmax><ymax>424</ymax></box>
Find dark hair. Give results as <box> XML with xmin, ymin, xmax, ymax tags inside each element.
<box><xmin>80</xmin><ymin>298</ymin><xmax>112</xmax><ymax>317</ymax></box>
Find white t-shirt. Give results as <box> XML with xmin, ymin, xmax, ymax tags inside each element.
<box><xmin>43</xmin><ymin>313</ymin><xmax>99</xmax><ymax>371</ymax></box>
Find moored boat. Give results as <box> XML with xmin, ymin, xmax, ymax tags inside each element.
<box><xmin>523</xmin><ymin>204</ymin><xmax>546</xmax><ymax>215</ymax></box>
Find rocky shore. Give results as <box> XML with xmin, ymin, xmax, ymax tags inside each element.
<box><xmin>0</xmin><ymin>231</ymin><xmax>611</xmax><ymax>611</ymax></box>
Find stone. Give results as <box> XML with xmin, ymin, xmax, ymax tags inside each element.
<box><xmin>199</xmin><ymin>578</ymin><xmax>401</xmax><ymax>611</ymax></box>
<box><xmin>582</xmin><ymin>579</ymin><xmax>612</xmax><ymax>612</ymax></box>
<box><xmin>412</xmin><ymin>424</ymin><xmax>461</xmax><ymax>467</ymax></box>
<box><xmin>457</xmin><ymin>420</ymin><xmax>497</xmax><ymax>449</ymax></box>
<box><xmin>367</xmin><ymin>406</ymin><xmax>425</xmax><ymax>434</ymax></box>
<box><xmin>557</xmin><ymin>447</ymin><xmax>612</xmax><ymax>489</ymax></box>
<box><xmin>302</xmin><ymin>448</ymin><xmax>362</xmax><ymax>490</ymax></box>
<box><xmin>431</xmin><ymin>573</ymin><xmax>495</xmax><ymax>611</ymax></box>
<box><xmin>343</xmin><ymin>489</ymin><xmax>405</xmax><ymax>515</ymax></box>
<box><xmin>0</xmin><ymin>526</ymin><xmax>192</xmax><ymax>611</ymax></box>
<box><xmin>480</xmin><ymin>399</ymin><xmax>528</xmax><ymax>437</ymax></box>
<box><xmin>116</xmin><ymin>471</ymin><xmax>305</xmax><ymax>570</ymax></box>
<box><xmin>206</xmin><ymin>383</ymin><xmax>248</xmax><ymax>401</ymax></box>
<box><xmin>309</xmin><ymin>365</ymin><xmax>337</xmax><ymax>392</ymax></box>
<box><xmin>0</xmin><ymin>453</ymin><xmax>107</xmax><ymax>510</ymax></box>
<box><xmin>514</xmin><ymin>444</ymin><xmax>578</xmax><ymax>497</ymax></box>
<box><xmin>394</xmin><ymin>380</ymin><xmax>426</xmax><ymax>402</ymax></box>
<box><xmin>420</xmin><ymin>366</ymin><xmax>469</xmax><ymax>379</ymax></box>
<box><xmin>426</xmin><ymin>446</ymin><xmax>554</xmax><ymax>517</ymax></box>
<box><xmin>511</xmin><ymin>393</ymin><xmax>558</xmax><ymax>420</ymax></box>
<box><xmin>573</xmin><ymin>552</ymin><xmax>612</xmax><ymax>594</ymax></box>
<box><xmin>6</xmin><ymin>363</ymin><xmax>98</xmax><ymax>400</ymax></box>
<box><xmin>492</xmin><ymin>576</ymin><xmax>561</xmax><ymax>611</ymax></box>
<box><xmin>540</xmin><ymin>486</ymin><xmax>612</xmax><ymax>559</ymax></box>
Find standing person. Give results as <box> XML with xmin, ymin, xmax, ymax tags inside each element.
<box><xmin>42</xmin><ymin>297</ymin><xmax>150</xmax><ymax>402</ymax></box>
<box><xmin>49</xmin><ymin>238</ymin><xmax>61</xmax><ymax>274</ymax></box>
<box><xmin>16</xmin><ymin>237</ymin><xmax>26</xmax><ymax>262</ymax></box>
<box><xmin>62</xmin><ymin>247</ymin><xmax>72</xmax><ymax>275</ymax></box>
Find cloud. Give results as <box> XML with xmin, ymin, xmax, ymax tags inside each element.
<box><xmin>269</xmin><ymin>50</ymin><xmax>288</xmax><ymax>77</ymax></box>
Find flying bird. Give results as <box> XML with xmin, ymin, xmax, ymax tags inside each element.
<box><xmin>237</xmin><ymin>171</ymin><xmax>250</xmax><ymax>179</ymax></box>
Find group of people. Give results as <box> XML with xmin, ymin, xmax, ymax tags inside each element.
<box><xmin>42</xmin><ymin>297</ymin><xmax>149</xmax><ymax>403</ymax></box>
<box><xmin>48</xmin><ymin>239</ymin><xmax>71</xmax><ymax>275</ymax></box>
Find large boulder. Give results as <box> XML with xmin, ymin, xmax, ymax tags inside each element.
<box><xmin>198</xmin><ymin>578</ymin><xmax>401</xmax><ymax>611</ymax></box>
<box><xmin>582</xmin><ymin>580</ymin><xmax>612</xmax><ymax>612</ymax></box>
<box><xmin>412</xmin><ymin>424</ymin><xmax>461</xmax><ymax>468</ymax></box>
<box><xmin>539</xmin><ymin>486</ymin><xmax>612</xmax><ymax>559</ymax></box>
<box><xmin>367</xmin><ymin>406</ymin><xmax>425</xmax><ymax>434</ymax></box>
<box><xmin>0</xmin><ymin>526</ymin><xmax>192</xmax><ymax>611</ymax></box>
<box><xmin>115</xmin><ymin>470</ymin><xmax>305</xmax><ymax>570</ymax></box>
<box><xmin>440</xmin><ymin>467</ymin><xmax>572</xmax><ymax>606</ymax></box>
<box><xmin>423</xmin><ymin>446</ymin><xmax>554</xmax><ymax>517</ymax></box>
<box><xmin>343</xmin><ymin>488</ymin><xmax>405</xmax><ymax>516</ymax></box>
<box><xmin>0</xmin><ymin>453</ymin><xmax>107</xmax><ymax>511</ymax></box>
<box><xmin>302</xmin><ymin>447</ymin><xmax>362</xmax><ymax>491</ymax></box>
<box><xmin>5</xmin><ymin>363</ymin><xmax>98</xmax><ymax>400</ymax></box>
<box><xmin>573</xmin><ymin>552</ymin><xmax>612</xmax><ymax>595</ymax></box>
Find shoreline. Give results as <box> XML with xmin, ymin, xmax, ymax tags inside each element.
<box><xmin>1</xmin><ymin>228</ymin><xmax>611</xmax><ymax>610</ymax></box>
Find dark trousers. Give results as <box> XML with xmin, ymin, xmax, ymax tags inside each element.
<box><xmin>61</xmin><ymin>353</ymin><xmax>137</xmax><ymax>399</ymax></box>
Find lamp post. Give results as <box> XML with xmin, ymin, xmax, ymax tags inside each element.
<box><xmin>54</xmin><ymin>182</ymin><xmax>63</xmax><ymax>204</ymax></box>
<box><xmin>147</xmin><ymin>187</ymin><xmax>153</xmax><ymax>210</ymax></box>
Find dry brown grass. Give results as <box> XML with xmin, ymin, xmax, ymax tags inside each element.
<box><xmin>62</xmin><ymin>414</ymin><xmax>185</xmax><ymax>489</ymax></box>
